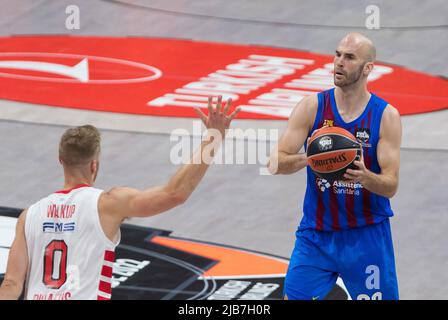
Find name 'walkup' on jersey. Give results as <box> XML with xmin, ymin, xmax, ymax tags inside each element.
<box><xmin>24</xmin><ymin>185</ymin><xmax>121</xmax><ymax>300</ymax></box>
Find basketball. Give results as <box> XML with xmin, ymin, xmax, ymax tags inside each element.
<box><xmin>306</xmin><ymin>126</ymin><xmax>361</xmax><ymax>181</ymax></box>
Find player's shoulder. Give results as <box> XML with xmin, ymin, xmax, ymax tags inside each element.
<box><xmin>290</xmin><ymin>94</ymin><xmax>319</xmax><ymax>120</ymax></box>
<box><xmin>14</xmin><ymin>208</ymin><xmax>28</xmax><ymax>232</ymax></box>
<box><xmin>299</xmin><ymin>94</ymin><xmax>319</xmax><ymax>109</ymax></box>
<box><xmin>383</xmin><ymin>104</ymin><xmax>400</xmax><ymax>118</ymax></box>
<box><xmin>381</xmin><ymin>104</ymin><xmax>401</xmax><ymax>126</ymax></box>
<box><xmin>18</xmin><ymin>208</ymin><xmax>28</xmax><ymax>221</ymax></box>
<box><xmin>380</xmin><ymin>104</ymin><xmax>402</xmax><ymax>136</ymax></box>
<box><xmin>103</xmin><ymin>186</ymin><xmax>139</xmax><ymax>197</ymax></box>
<box><xmin>287</xmin><ymin>94</ymin><xmax>319</xmax><ymax>132</ymax></box>
<box><xmin>99</xmin><ymin>186</ymin><xmax>140</xmax><ymax>208</ymax></box>
<box><xmin>372</xmin><ymin>92</ymin><xmax>399</xmax><ymax>118</ymax></box>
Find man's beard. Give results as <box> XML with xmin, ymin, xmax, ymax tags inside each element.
<box><xmin>334</xmin><ymin>64</ymin><xmax>364</xmax><ymax>87</ymax></box>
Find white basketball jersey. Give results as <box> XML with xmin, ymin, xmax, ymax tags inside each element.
<box><xmin>24</xmin><ymin>185</ymin><xmax>120</xmax><ymax>300</ymax></box>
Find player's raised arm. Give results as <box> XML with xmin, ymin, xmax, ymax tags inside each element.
<box><xmin>0</xmin><ymin>210</ymin><xmax>28</xmax><ymax>300</ymax></box>
<box><xmin>268</xmin><ymin>95</ymin><xmax>318</xmax><ymax>175</ymax></box>
<box><xmin>100</xmin><ymin>96</ymin><xmax>240</xmax><ymax>221</ymax></box>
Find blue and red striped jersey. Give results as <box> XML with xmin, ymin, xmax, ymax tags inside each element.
<box><xmin>301</xmin><ymin>88</ymin><xmax>394</xmax><ymax>231</ymax></box>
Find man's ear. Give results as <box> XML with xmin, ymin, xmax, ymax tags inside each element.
<box><xmin>91</xmin><ymin>159</ymin><xmax>100</xmax><ymax>182</ymax></box>
<box><xmin>364</xmin><ymin>62</ymin><xmax>374</xmax><ymax>76</ymax></box>
<box><xmin>91</xmin><ymin>159</ymin><xmax>97</xmax><ymax>172</ymax></box>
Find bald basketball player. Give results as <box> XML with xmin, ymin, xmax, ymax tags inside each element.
<box><xmin>0</xmin><ymin>96</ymin><xmax>239</xmax><ymax>300</ymax></box>
<box><xmin>269</xmin><ymin>33</ymin><xmax>402</xmax><ymax>300</ymax></box>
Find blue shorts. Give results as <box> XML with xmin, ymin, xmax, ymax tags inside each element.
<box><xmin>284</xmin><ymin>218</ymin><xmax>399</xmax><ymax>300</ymax></box>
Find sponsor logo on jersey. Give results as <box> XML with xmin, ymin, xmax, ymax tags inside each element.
<box><xmin>322</xmin><ymin>119</ymin><xmax>334</xmax><ymax>127</ymax></box>
<box><xmin>316</xmin><ymin>178</ymin><xmax>363</xmax><ymax>195</ymax></box>
<box><xmin>42</xmin><ymin>222</ymin><xmax>75</xmax><ymax>233</ymax></box>
<box><xmin>316</xmin><ymin>178</ymin><xmax>331</xmax><ymax>192</ymax></box>
<box><xmin>355</xmin><ymin>128</ymin><xmax>372</xmax><ymax>148</ymax></box>
<box><xmin>332</xmin><ymin>180</ymin><xmax>363</xmax><ymax>196</ymax></box>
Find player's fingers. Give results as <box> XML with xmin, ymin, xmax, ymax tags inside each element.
<box><xmin>216</xmin><ymin>95</ymin><xmax>223</xmax><ymax>113</ymax></box>
<box><xmin>207</xmin><ymin>96</ymin><xmax>214</xmax><ymax>114</ymax></box>
<box><xmin>343</xmin><ymin>173</ymin><xmax>356</xmax><ymax>181</ymax></box>
<box><xmin>345</xmin><ymin>169</ymin><xmax>359</xmax><ymax>176</ymax></box>
<box><xmin>194</xmin><ymin>107</ymin><xmax>207</xmax><ymax>124</ymax></box>
<box><xmin>223</xmin><ymin>98</ymin><xmax>232</xmax><ymax>114</ymax></box>
<box><xmin>228</xmin><ymin>107</ymin><xmax>241</xmax><ymax>120</ymax></box>
<box><xmin>353</xmin><ymin>160</ymin><xmax>364</xmax><ymax>169</ymax></box>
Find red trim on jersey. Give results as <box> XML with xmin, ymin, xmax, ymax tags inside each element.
<box><xmin>322</xmin><ymin>91</ymin><xmax>339</xmax><ymax>230</ymax></box>
<box><xmin>362</xmin><ymin>111</ymin><xmax>374</xmax><ymax>225</ymax></box>
<box><xmin>104</xmin><ymin>250</ymin><xmax>115</xmax><ymax>262</ymax></box>
<box><xmin>345</xmin><ymin>124</ymin><xmax>358</xmax><ymax>229</ymax></box>
<box><xmin>54</xmin><ymin>184</ymin><xmax>90</xmax><ymax>194</ymax></box>
<box><xmin>345</xmin><ymin>195</ymin><xmax>357</xmax><ymax>228</ymax></box>
<box><xmin>322</xmin><ymin>91</ymin><xmax>334</xmax><ymax>124</ymax></box>
<box><xmin>98</xmin><ymin>250</ymin><xmax>115</xmax><ymax>299</ymax></box>
<box><xmin>329</xmin><ymin>190</ymin><xmax>340</xmax><ymax>231</ymax></box>
<box><xmin>362</xmin><ymin>160</ymin><xmax>374</xmax><ymax>225</ymax></box>
<box><xmin>316</xmin><ymin>190</ymin><xmax>325</xmax><ymax>231</ymax></box>
<box><xmin>314</xmin><ymin>92</ymin><xmax>332</xmax><ymax>231</ymax></box>
<box><xmin>99</xmin><ymin>280</ymin><xmax>112</xmax><ymax>294</ymax></box>
<box><xmin>367</xmin><ymin>109</ymin><xmax>372</xmax><ymax>128</ymax></box>
<box><xmin>101</xmin><ymin>265</ymin><xmax>113</xmax><ymax>278</ymax></box>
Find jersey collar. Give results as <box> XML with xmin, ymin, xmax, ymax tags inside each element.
<box><xmin>55</xmin><ymin>184</ymin><xmax>91</xmax><ymax>194</ymax></box>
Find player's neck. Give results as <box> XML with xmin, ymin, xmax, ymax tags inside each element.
<box><xmin>63</xmin><ymin>174</ymin><xmax>93</xmax><ymax>190</ymax></box>
<box><xmin>334</xmin><ymin>84</ymin><xmax>370</xmax><ymax>114</ymax></box>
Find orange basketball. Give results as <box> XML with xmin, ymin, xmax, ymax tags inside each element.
<box><xmin>306</xmin><ymin>126</ymin><xmax>361</xmax><ymax>181</ymax></box>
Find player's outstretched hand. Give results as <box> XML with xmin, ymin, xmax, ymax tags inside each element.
<box><xmin>194</xmin><ymin>96</ymin><xmax>240</xmax><ymax>137</ymax></box>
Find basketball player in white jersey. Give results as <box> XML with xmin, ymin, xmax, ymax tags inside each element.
<box><xmin>0</xmin><ymin>96</ymin><xmax>239</xmax><ymax>300</ymax></box>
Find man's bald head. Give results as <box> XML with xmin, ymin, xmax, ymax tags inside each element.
<box><xmin>333</xmin><ymin>32</ymin><xmax>377</xmax><ymax>88</ymax></box>
<box><xmin>339</xmin><ymin>32</ymin><xmax>376</xmax><ymax>62</ymax></box>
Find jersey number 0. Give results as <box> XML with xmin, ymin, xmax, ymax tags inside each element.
<box><xmin>43</xmin><ymin>240</ymin><xmax>68</xmax><ymax>289</ymax></box>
